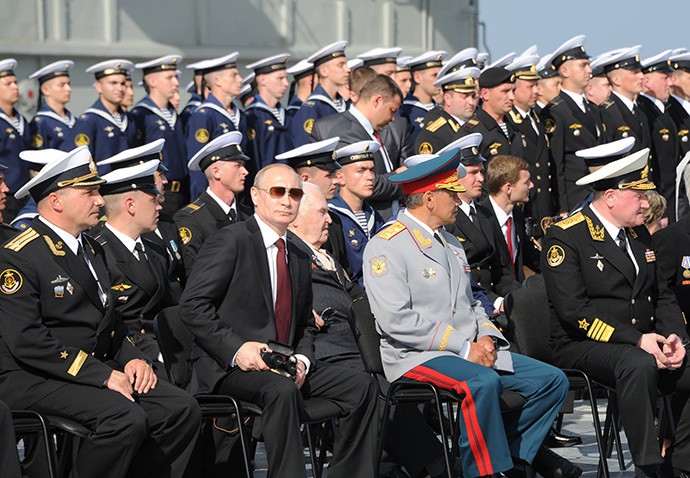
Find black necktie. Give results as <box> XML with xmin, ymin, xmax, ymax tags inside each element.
<box><xmin>134</xmin><ymin>242</ymin><xmax>148</xmax><ymax>262</ymax></box>
<box><xmin>617</xmin><ymin>229</ymin><xmax>634</xmax><ymax>267</ymax></box>
<box><xmin>228</xmin><ymin>208</ymin><xmax>237</xmax><ymax>223</ymax></box>
<box><xmin>469</xmin><ymin>205</ymin><xmax>477</xmax><ymax>223</ymax></box>
<box><xmin>434</xmin><ymin>233</ymin><xmax>444</xmax><ymax>246</ymax></box>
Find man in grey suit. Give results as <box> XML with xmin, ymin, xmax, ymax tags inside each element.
<box><xmin>364</xmin><ymin>143</ymin><xmax>577</xmax><ymax>478</ymax></box>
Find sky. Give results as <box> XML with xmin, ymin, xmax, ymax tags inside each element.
<box><xmin>478</xmin><ymin>0</ymin><xmax>687</xmax><ymax>63</ymax></box>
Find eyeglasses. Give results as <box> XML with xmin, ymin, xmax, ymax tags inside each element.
<box><xmin>258</xmin><ymin>186</ymin><xmax>304</xmax><ymax>200</ymax></box>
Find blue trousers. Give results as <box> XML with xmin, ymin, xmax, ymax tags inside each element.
<box><xmin>403</xmin><ymin>353</ymin><xmax>568</xmax><ymax>478</ymax></box>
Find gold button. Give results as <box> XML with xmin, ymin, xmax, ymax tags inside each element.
<box><xmin>477</xmin><ymin>281</ymin><xmax>482</xmax><ymax>286</ymax></box>
<box><xmin>650</xmin><ymin>316</ymin><xmax>655</xmax><ymax>321</ymax></box>
<box><xmin>548</xmin><ymin>175</ymin><xmax>552</xmax><ymax>179</ymax></box>
<box><xmin>548</xmin><ymin>162</ymin><xmax>552</xmax><ymax>167</ymax></box>
<box><xmin>632</xmin><ymin>318</ymin><xmax>637</xmax><ymax>325</ymax></box>
<box><xmin>536</xmin><ymin>162</ymin><xmax>541</xmax><ymax>167</ymax></box>
<box><xmin>538</xmin><ymin>188</ymin><xmax>542</xmax><ymax>193</ymax></box>
<box><xmin>537</xmin><ymin>175</ymin><xmax>542</xmax><ymax>180</ymax></box>
<box><xmin>631</xmin><ymin>299</ymin><xmax>635</xmax><ymax>304</ymax></box>
<box><xmin>647</xmin><ymin>296</ymin><xmax>651</xmax><ymax>302</ymax></box>
<box><xmin>110</xmin><ymin>330</ymin><xmax>115</xmax><ymax>337</ymax></box>
<box><xmin>141</xmin><ymin>329</ymin><xmax>146</xmax><ymax>335</ymax></box>
<box><xmin>548</xmin><ymin>188</ymin><xmax>552</xmax><ymax>192</ymax></box>
<box><xmin>91</xmin><ymin>352</ymin><xmax>95</xmax><ymax>356</ymax></box>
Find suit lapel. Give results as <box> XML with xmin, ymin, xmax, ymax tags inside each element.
<box><xmin>100</xmin><ymin>228</ymin><xmax>159</xmax><ymax>298</ymax></box>
<box><xmin>582</xmin><ymin>209</ymin><xmax>636</xmax><ymax>286</ymax></box>
<box><xmin>248</xmin><ymin>217</ymin><xmax>274</xmax><ymax>316</ymax></box>
<box><xmin>628</xmin><ymin>229</ymin><xmax>648</xmax><ymax>297</ymax></box>
<box><xmin>454</xmin><ymin>209</ymin><xmax>492</xmax><ymax>254</ymax></box>
<box><xmin>202</xmin><ymin>191</ymin><xmax>233</xmax><ymax>228</ymax></box>
<box><xmin>398</xmin><ymin>214</ymin><xmax>449</xmax><ymax>273</ymax></box>
<box><xmin>287</xmin><ymin>240</ymin><xmax>301</xmax><ymax>340</ymax></box>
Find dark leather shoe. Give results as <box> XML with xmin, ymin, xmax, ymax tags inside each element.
<box><xmin>544</xmin><ymin>427</ymin><xmax>583</xmax><ymax>448</ymax></box>
<box><xmin>532</xmin><ymin>445</ymin><xmax>582</xmax><ymax>478</ymax></box>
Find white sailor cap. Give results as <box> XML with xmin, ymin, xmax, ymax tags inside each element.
<box><xmin>403</xmin><ymin>153</ymin><xmax>438</xmax><ymax>168</ymax></box>
<box><xmin>575</xmin><ymin>147</ymin><xmax>653</xmax><ymax>191</ymax></box>
<box><xmin>671</xmin><ymin>52</ymin><xmax>690</xmax><ymax>72</ymax></box>
<box><xmin>307</xmin><ymin>41</ymin><xmax>349</xmax><ymax>67</ymax></box>
<box><xmin>433</xmin><ymin>67</ymin><xmax>480</xmax><ymax>92</ymax></box>
<box><xmin>0</xmin><ymin>59</ymin><xmax>17</xmax><ymax>78</ymax></box>
<box><xmin>29</xmin><ymin>60</ymin><xmax>74</xmax><ymax>84</ymax></box>
<box><xmin>240</xmin><ymin>73</ymin><xmax>255</xmax><ymax>98</ymax></box>
<box><xmin>483</xmin><ymin>52</ymin><xmax>515</xmax><ymax>71</ymax></box>
<box><xmin>185</xmin><ymin>59</ymin><xmax>210</xmax><ymax>74</ymax></box>
<box><xmin>575</xmin><ymin>137</ymin><xmax>635</xmax><ymax>168</ymax></box>
<box><xmin>97</xmin><ymin>139</ymin><xmax>168</xmax><ymax>172</ymax></box>
<box><xmin>16</xmin><ymin>146</ymin><xmax>104</xmax><ymax>201</ymax></box>
<box><xmin>589</xmin><ymin>49</ymin><xmax>627</xmax><ymax>77</ymax></box>
<box><xmin>642</xmin><ymin>50</ymin><xmax>674</xmax><ymax>74</ymax></box>
<box><xmin>334</xmin><ymin>140</ymin><xmax>380</xmax><ymax>166</ymax></box>
<box><xmin>287</xmin><ymin>59</ymin><xmax>314</xmax><ymax>79</ymax></box>
<box><xmin>408</xmin><ymin>50</ymin><xmax>447</xmax><ymax>72</ymax></box>
<box><xmin>246</xmin><ymin>53</ymin><xmax>291</xmax><ymax>75</ymax></box>
<box><xmin>99</xmin><ymin>160</ymin><xmax>162</xmax><ymax>196</ymax></box>
<box><xmin>357</xmin><ymin>47</ymin><xmax>402</xmax><ymax>67</ymax></box>
<box><xmin>396</xmin><ymin>56</ymin><xmax>413</xmax><ymax>72</ymax></box>
<box><xmin>188</xmin><ymin>131</ymin><xmax>248</xmax><ymax>171</ymax></box>
<box><xmin>507</xmin><ymin>55</ymin><xmax>540</xmax><ymax>80</ymax></box>
<box><xmin>276</xmin><ymin>137</ymin><xmax>341</xmax><ymax>171</ymax></box>
<box><xmin>438</xmin><ymin>133</ymin><xmax>485</xmax><ymax>163</ymax></box>
<box><xmin>194</xmin><ymin>52</ymin><xmax>240</xmax><ymax>75</ymax></box>
<box><xmin>347</xmin><ymin>58</ymin><xmax>364</xmax><ymax>71</ymax></box>
<box><xmin>516</xmin><ymin>45</ymin><xmax>539</xmax><ymax>60</ymax></box>
<box><xmin>19</xmin><ymin>149</ymin><xmax>69</xmax><ymax>171</ymax></box>
<box><xmin>536</xmin><ymin>52</ymin><xmax>559</xmax><ymax>79</ymax></box>
<box><xmin>184</xmin><ymin>80</ymin><xmax>196</xmax><ymax>94</ymax></box>
<box><xmin>134</xmin><ymin>55</ymin><xmax>182</xmax><ymax>76</ymax></box>
<box><xmin>476</xmin><ymin>52</ymin><xmax>490</xmax><ymax>68</ymax></box>
<box><xmin>552</xmin><ymin>35</ymin><xmax>589</xmax><ymax>69</ymax></box>
<box><xmin>86</xmin><ymin>59</ymin><xmax>134</xmax><ymax>80</ymax></box>
<box><xmin>437</xmin><ymin>47</ymin><xmax>479</xmax><ymax>77</ymax></box>
<box><xmin>597</xmin><ymin>46</ymin><xmax>643</xmax><ymax>74</ymax></box>
<box><xmin>671</xmin><ymin>48</ymin><xmax>688</xmax><ymax>57</ymax></box>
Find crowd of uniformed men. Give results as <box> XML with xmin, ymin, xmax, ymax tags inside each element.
<box><xmin>2</xmin><ymin>32</ymin><xmax>690</xmax><ymax>478</ymax></box>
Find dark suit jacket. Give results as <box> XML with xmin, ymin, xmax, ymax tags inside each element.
<box><xmin>653</xmin><ymin>214</ymin><xmax>690</xmax><ymax>321</ymax></box>
<box><xmin>179</xmin><ymin>216</ymin><xmax>317</xmax><ymax>394</ymax></box>
<box><xmin>93</xmin><ymin>227</ymin><xmax>175</xmax><ymax>360</ymax></box>
<box><xmin>173</xmin><ymin>191</ymin><xmax>250</xmax><ymax>275</ymax></box>
<box><xmin>445</xmin><ymin>203</ymin><xmax>521</xmax><ymax>302</ymax></box>
<box><xmin>326</xmin><ymin>110</ymin><xmax>402</xmax><ymax>219</ymax></box>
<box><xmin>666</xmin><ymin>95</ymin><xmax>690</xmax><ymax>156</ymax></box>
<box><xmin>0</xmin><ymin>219</ymin><xmax>147</xmax><ymax>402</ymax></box>
<box><xmin>542</xmin><ymin>206</ymin><xmax>687</xmax><ymax>368</ymax></box>
<box><xmin>142</xmin><ymin>212</ymin><xmax>187</xmax><ymax>298</ymax></box>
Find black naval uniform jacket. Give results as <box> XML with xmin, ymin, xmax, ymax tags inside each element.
<box><xmin>0</xmin><ymin>223</ymin><xmax>17</xmax><ymax>244</ymax></box>
<box><xmin>637</xmin><ymin>94</ymin><xmax>681</xmax><ymax>220</ymax></box>
<box><xmin>461</xmin><ymin>107</ymin><xmax>524</xmax><ymax>162</ymax></box>
<box><xmin>445</xmin><ymin>203</ymin><xmax>521</xmax><ymax>303</ymax></box>
<box><xmin>666</xmin><ymin>95</ymin><xmax>690</xmax><ymax>156</ymax></box>
<box><xmin>92</xmin><ymin>227</ymin><xmax>176</xmax><ymax>361</ymax></box>
<box><xmin>505</xmin><ymin>107</ymin><xmax>557</xmax><ymax>221</ymax></box>
<box><xmin>541</xmin><ymin>92</ymin><xmax>605</xmax><ymax>213</ymax></box>
<box><xmin>599</xmin><ymin>94</ymin><xmax>651</xmax><ymax>150</ymax></box>
<box><xmin>0</xmin><ymin>219</ymin><xmax>148</xmax><ymax>399</ymax></box>
<box><xmin>173</xmin><ymin>191</ymin><xmax>250</xmax><ymax>275</ymax></box>
<box><xmin>653</xmin><ymin>214</ymin><xmax>690</xmax><ymax>323</ymax></box>
<box><xmin>179</xmin><ymin>216</ymin><xmax>317</xmax><ymax>395</ymax></box>
<box><xmin>142</xmin><ymin>212</ymin><xmax>187</xmax><ymax>299</ymax></box>
<box><xmin>542</xmin><ymin>206</ymin><xmax>688</xmax><ymax>369</ymax></box>
<box><xmin>413</xmin><ymin>106</ymin><xmax>464</xmax><ymax>155</ymax></box>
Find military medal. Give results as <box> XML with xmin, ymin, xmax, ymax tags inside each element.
<box><xmin>348</xmin><ymin>229</ymin><xmax>355</xmax><ymax>238</ymax></box>
<box><xmin>645</xmin><ymin>249</ymin><xmax>656</xmax><ymax>263</ymax></box>
<box><xmin>54</xmin><ymin>285</ymin><xmax>64</xmax><ymax>298</ymax></box>
<box><xmin>573</xmin><ymin>129</ymin><xmax>580</xmax><ymax>137</ymax></box>
<box><xmin>422</xmin><ymin>268</ymin><xmax>436</xmax><ymax>279</ymax></box>
<box><xmin>597</xmin><ymin>260</ymin><xmax>604</xmax><ymax>272</ymax></box>
<box><xmin>490</xmin><ymin>148</ymin><xmax>498</xmax><ymax>155</ymax></box>
<box><xmin>351</xmin><ymin>239</ymin><xmax>359</xmax><ymax>247</ymax></box>
<box><xmin>66</xmin><ymin>282</ymin><xmax>74</xmax><ymax>295</ymax></box>
<box><xmin>682</xmin><ymin>256</ymin><xmax>690</xmax><ymax>278</ymax></box>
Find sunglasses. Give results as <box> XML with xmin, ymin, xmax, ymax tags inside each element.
<box><xmin>259</xmin><ymin>186</ymin><xmax>304</xmax><ymax>200</ymax></box>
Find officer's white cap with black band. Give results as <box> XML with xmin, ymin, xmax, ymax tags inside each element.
<box><xmin>357</xmin><ymin>47</ymin><xmax>402</xmax><ymax>67</ymax></box>
<box><xmin>576</xmin><ymin>136</ymin><xmax>635</xmax><ymax>169</ymax></box>
<box><xmin>247</xmin><ymin>53</ymin><xmax>291</xmax><ymax>76</ymax></box>
<box><xmin>433</xmin><ymin>67</ymin><xmax>480</xmax><ymax>92</ymax></box>
<box><xmin>188</xmin><ymin>131</ymin><xmax>248</xmax><ymax>172</ymax></box>
<box><xmin>551</xmin><ymin>35</ymin><xmax>589</xmax><ymax>70</ymax></box>
<box><xmin>277</xmin><ymin>137</ymin><xmax>341</xmax><ymax>171</ymax></box>
<box><xmin>86</xmin><ymin>59</ymin><xmax>134</xmax><ymax>80</ymax></box>
<box><xmin>437</xmin><ymin>47</ymin><xmax>479</xmax><ymax>78</ymax></box>
<box><xmin>575</xmin><ymin>147</ymin><xmax>654</xmax><ymax>191</ymax></box>
<box><xmin>408</xmin><ymin>50</ymin><xmax>447</xmax><ymax>72</ymax></box>
<box><xmin>98</xmin><ymin>139</ymin><xmax>168</xmax><ymax>173</ymax></box>
<box><xmin>134</xmin><ymin>55</ymin><xmax>182</xmax><ymax>76</ymax></box>
<box><xmin>307</xmin><ymin>41</ymin><xmax>348</xmax><ymax>68</ymax></box>
<box><xmin>30</xmin><ymin>60</ymin><xmax>74</xmax><ymax>84</ymax></box>
<box><xmin>0</xmin><ymin>59</ymin><xmax>17</xmax><ymax>78</ymax></box>
<box><xmin>99</xmin><ymin>160</ymin><xmax>162</xmax><ymax>196</ymax></box>
<box><xmin>334</xmin><ymin>140</ymin><xmax>381</xmax><ymax>166</ymax></box>
<box><xmin>438</xmin><ymin>133</ymin><xmax>486</xmax><ymax>164</ymax></box>
<box><xmin>20</xmin><ymin>149</ymin><xmax>69</xmax><ymax>172</ymax></box>
<box><xmin>287</xmin><ymin>59</ymin><xmax>314</xmax><ymax>79</ymax></box>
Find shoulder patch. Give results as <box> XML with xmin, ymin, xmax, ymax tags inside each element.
<box><xmin>0</xmin><ymin>269</ymin><xmax>22</xmax><ymax>294</ymax></box>
<box><xmin>602</xmin><ymin>100</ymin><xmax>614</xmax><ymax>108</ymax></box>
<box><xmin>508</xmin><ymin>110</ymin><xmax>522</xmax><ymax>124</ymax></box>
<box><xmin>194</xmin><ymin>128</ymin><xmax>210</xmax><ymax>144</ymax></box>
<box><xmin>183</xmin><ymin>201</ymin><xmax>203</xmax><ymax>212</ymax></box>
<box><xmin>74</xmin><ymin>133</ymin><xmax>90</xmax><ymax>147</ymax></box>
<box><xmin>376</xmin><ymin>221</ymin><xmax>406</xmax><ymax>240</ymax></box>
<box><xmin>43</xmin><ymin>236</ymin><xmax>66</xmax><ymax>256</ymax></box>
<box><xmin>426</xmin><ymin>117</ymin><xmax>447</xmax><ymax>132</ymax></box>
<box><xmin>467</xmin><ymin>119</ymin><xmax>479</xmax><ymax>126</ymax></box>
<box><xmin>31</xmin><ymin>134</ymin><xmax>44</xmax><ymax>148</ymax></box>
<box><xmin>554</xmin><ymin>212</ymin><xmax>585</xmax><ymax>230</ymax></box>
<box><xmin>5</xmin><ymin>228</ymin><xmax>39</xmax><ymax>252</ymax></box>
<box><xmin>544</xmin><ymin>118</ymin><xmax>555</xmax><ymax>134</ymax></box>
<box><xmin>303</xmin><ymin>118</ymin><xmax>314</xmax><ymax>133</ymax></box>
<box><xmin>449</xmin><ymin>119</ymin><xmax>460</xmax><ymax>133</ymax></box>
<box><xmin>418</xmin><ymin>142</ymin><xmax>434</xmax><ymax>154</ymax></box>
<box><xmin>178</xmin><ymin>227</ymin><xmax>192</xmax><ymax>245</ymax></box>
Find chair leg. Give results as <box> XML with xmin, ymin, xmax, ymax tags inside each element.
<box><xmin>581</xmin><ymin>381</ymin><xmax>609</xmax><ymax>478</ymax></box>
<box><xmin>610</xmin><ymin>401</ymin><xmax>626</xmax><ymax>471</ymax></box>
<box><xmin>228</xmin><ymin>398</ymin><xmax>253</xmax><ymax>478</ymax></box>
<box><xmin>305</xmin><ymin>424</ymin><xmax>320</xmax><ymax>478</ymax></box>
<box><xmin>429</xmin><ymin>388</ymin><xmax>454</xmax><ymax>478</ymax></box>
<box><xmin>33</xmin><ymin>412</ymin><xmax>59</xmax><ymax>478</ymax></box>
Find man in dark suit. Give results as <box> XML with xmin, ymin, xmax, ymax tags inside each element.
<box><xmin>0</xmin><ymin>146</ymin><xmax>200</xmax><ymax>477</ymax></box>
<box><xmin>92</xmin><ymin>157</ymin><xmax>175</xmax><ymax>366</ymax></box>
<box><xmin>174</xmin><ymin>131</ymin><xmax>251</xmax><ymax>274</ymax></box>
<box><xmin>179</xmin><ymin>163</ymin><xmax>378</xmax><ymax>477</ymax></box>
<box><xmin>541</xmin><ymin>35</ymin><xmax>605</xmax><ymax>214</ymax></box>
<box><xmin>543</xmin><ymin>146</ymin><xmax>690</xmax><ymax>476</ymax></box>
<box><xmin>667</xmin><ymin>52</ymin><xmax>690</xmax><ymax>156</ymax></box>
<box><xmin>326</xmin><ymin>74</ymin><xmax>404</xmax><ymax>220</ymax></box>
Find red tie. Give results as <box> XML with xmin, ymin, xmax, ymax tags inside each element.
<box><xmin>372</xmin><ymin>130</ymin><xmax>384</xmax><ymax>147</ymax></box>
<box><xmin>506</xmin><ymin>216</ymin><xmax>515</xmax><ymax>265</ymax></box>
<box><xmin>274</xmin><ymin>238</ymin><xmax>292</xmax><ymax>344</ymax></box>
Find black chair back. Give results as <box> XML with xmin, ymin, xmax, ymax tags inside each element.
<box><xmin>504</xmin><ymin>274</ymin><xmax>555</xmax><ymax>364</ymax></box>
<box><xmin>153</xmin><ymin>306</ymin><xmax>194</xmax><ymax>389</ymax></box>
<box><xmin>349</xmin><ymin>297</ymin><xmax>385</xmax><ymax>376</ymax></box>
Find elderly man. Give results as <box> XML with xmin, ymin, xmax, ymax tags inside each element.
<box><xmin>364</xmin><ymin>147</ymin><xmax>574</xmax><ymax>478</ymax></box>
<box><xmin>179</xmin><ymin>163</ymin><xmax>378</xmax><ymax>477</ymax></box>
<box><xmin>542</xmin><ymin>146</ymin><xmax>690</xmax><ymax>477</ymax></box>
<box><xmin>0</xmin><ymin>146</ymin><xmax>200</xmax><ymax>477</ymax></box>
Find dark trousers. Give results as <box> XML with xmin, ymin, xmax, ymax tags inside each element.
<box><xmin>218</xmin><ymin>364</ymin><xmax>379</xmax><ymax>478</ymax></box>
<box><xmin>0</xmin><ymin>400</ymin><xmax>21</xmax><ymax>478</ymax></box>
<box><xmin>572</xmin><ymin>342</ymin><xmax>690</xmax><ymax>469</ymax></box>
<box><xmin>4</xmin><ymin>378</ymin><xmax>201</xmax><ymax>478</ymax></box>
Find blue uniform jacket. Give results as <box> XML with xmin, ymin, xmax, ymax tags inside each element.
<box><xmin>328</xmin><ymin>193</ymin><xmax>384</xmax><ymax>287</ymax></box>
<box><xmin>9</xmin><ymin>198</ymin><xmax>37</xmax><ymax>231</ymax></box>
<box><xmin>290</xmin><ymin>84</ymin><xmax>346</xmax><ymax>147</ymax></box>
<box><xmin>179</xmin><ymin>93</ymin><xmax>202</xmax><ymax>133</ymax></box>
<box><xmin>399</xmin><ymin>92</ymin><xmax>435</xmax><ymax>145</ymax></box>
<box><xmin>286</xmin><ymin>95</ymin><xmax>304</xmax><ymax>119</ymax></box>
<box><xmin>185</xmin><ymin>93</ymin><xmax>248</xmax><ymax>199</ymax></box>
<box><xmin>130</xmin><ymin>96</ymin><xmax>188</xmax><ymax>181</ymax></box>
<box><xmin>72</xmin><ymin>99</ymin><xmax>135</xmax><ymax>171</ymax></box>
<box><xmin>0</xmin><ymin>110</ymin><xmax>30</xmax><ymax>193</ymax></box>
<box><xmin>29</xmin><ymin>104</ymin><xmax>78</xmax><ymax>152</ymax></box>
<box><xmin>245</xmin><ymin>94</ymin><xmax>292</xmax><ymax>181</ymax></box>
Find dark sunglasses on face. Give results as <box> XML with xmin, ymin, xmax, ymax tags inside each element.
<box><xmin>259</xmin><ymin>186</ymin><xmax>305</xmax><ymax>200</ymax></box>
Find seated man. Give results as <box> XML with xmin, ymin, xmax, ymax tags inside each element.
<box><xmin>364</xmin><ymin>147</ymin><xmax>576</xmax><ymax>478</ymax></box>
<box><xmin>0</xmin><ymin>146</ymin><xmax>200</xmax><ymax>477</ymax></box>
<box><xmin>543</xmin><ymin>145</ymin><xmax>690</xmax><ymax>477</ymax></box>
<box><xmin>179</xmin><ymin>163</ymin><xmax>378</xmax><ymax>477</ymax></box>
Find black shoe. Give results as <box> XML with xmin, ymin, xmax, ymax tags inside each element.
<box><xmin>544</xmin><ymin>427</ymin><xmax>583</xmax><ymax>448</ymax></box>
<box><xmin>532</xmin><ymin>445</ymin><xmax>582</xmax><ymax>478</ymax></box>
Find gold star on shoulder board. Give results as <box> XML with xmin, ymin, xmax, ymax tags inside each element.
<box><xmin>60</xmin><ymin>350</ymin><xmax>68</xmax><ymax>359</ymax></box>
<box><xmin>578</xmin><ymin>319</ymin><xmax>590</xmax><ymax>330</ymax></box>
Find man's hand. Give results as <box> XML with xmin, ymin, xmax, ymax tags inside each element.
<box><xmin>294</xmin><ymin>359</ymin><xmax>307</xmax><ymax>389</ymax></box>
<box><xmin>124</xmin><ymin>359</ymin><xmax>157</xmax><ymax>394</ymax></box>
<box><xmin>637</xmin><ymin>333</ymin><xmax>672</xmax><ymax>369</ymax></box>
<box><xmin>662</xmin><ymin>334</ymin><xmax>686</xmax><ymax>370</ymax></box>
<box><xmin>236</xmin><ymin>342</ymin><xmax>270</xmax><ymax>372</ymax></box>
<box><xmin>467</xmin><ymin>341</ymin><xmax>496</xmax><ymax>368</ymax></box>
<box><xmin>313</xmin><ymin>309</ymin><xmax>324</xmax><ymax>330</ymax></box>
<box><xmin>106</xmin><ymin>370</ymin><xmax>135</xmax><ymax>401</ymax></box>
